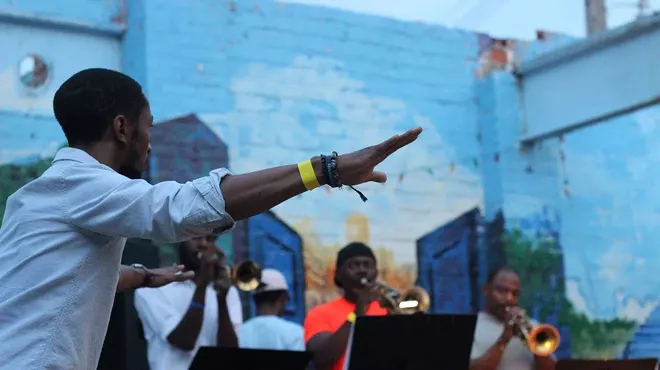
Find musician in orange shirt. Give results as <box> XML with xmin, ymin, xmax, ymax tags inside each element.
<box><xmin>304</xmin><ymin>242</ymin><xmax>388</xmax><ymax>370</ymax></box>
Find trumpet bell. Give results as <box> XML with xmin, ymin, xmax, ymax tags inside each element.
<box><xmin>398</xmin><ymin>286</ymin><xmax>431</xmax><ymax>314</ymax></box>
<box><xmin>233</xmin><ymin>260</ymin><xmax>261</xmax><ymax>291</ymax></box>
<box><xmin>526</xmin><ymin>324</ymin><xmax>560</xmax><ymax>357</ymax></box>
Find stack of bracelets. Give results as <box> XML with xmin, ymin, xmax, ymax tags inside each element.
<box><xmin>297</xmin><ymin>152</ymin><xmax>368</xmax><ymax>202</ymax></box>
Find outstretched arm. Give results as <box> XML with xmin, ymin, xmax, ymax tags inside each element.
<box><xmin>220</xmin><ymin>157</ymin><xmax>325</xmax><ymax>221</ymax></box>
<box><xmin>66</xmin><ymin>128</ymin><xmax>422</xmax><ymax>242</ymax></box>
<box><xmin>220</xmin><ymin>128</ymin><xmax>422</xmax><ymax>221</ymax></box>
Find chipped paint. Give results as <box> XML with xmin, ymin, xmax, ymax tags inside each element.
<box><xmin>476</xmin><ymin>33</ymin><xmax>516</xmax><ymax>78</ymax></box>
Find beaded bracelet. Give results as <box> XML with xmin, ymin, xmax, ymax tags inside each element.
<box><xmin>320</xmin><ymin>152</ymin><xmax>368</xmax><ymax>202</ymax></box>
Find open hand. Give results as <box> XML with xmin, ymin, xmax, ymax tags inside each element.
<box><xmin>338</xmin><ymin>127</ymin><xmax>422</xmax><ymax>185</ymax></box>
<box><xmin>144</xmin><ymin>265</ymin><xmax>195</xmax><ymax>288</ymax></box>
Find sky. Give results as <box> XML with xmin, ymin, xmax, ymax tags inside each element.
<box><xmin>286</xmin><ymin>0</ymin><xmax>659</xmax><ymax>40</ymax></box>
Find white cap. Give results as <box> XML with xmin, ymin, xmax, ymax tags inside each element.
<box><xmin>255</xmin><ymin>268</ymin><xmax>289</xmax><ymax>293</ymax></box>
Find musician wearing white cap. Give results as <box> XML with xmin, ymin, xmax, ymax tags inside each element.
<box><xmin>239</xmin><ymin>269</ymin><xmax>305</xmax><ymax>351</ymax></box>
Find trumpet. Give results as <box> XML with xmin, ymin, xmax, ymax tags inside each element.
<box><xmin>506</xmin><ymin>306</ymin><xmax>560</xmax><ymax>357</ymax></box>
<box><xmin>361</xmin><ymin>278</ymin><xmax>430</xmax><ymax>314</ymax></box>
<box><xmin>201</xmin><ymin>252</ymin><xmax>262</xmax><ymax>292</ymax></box>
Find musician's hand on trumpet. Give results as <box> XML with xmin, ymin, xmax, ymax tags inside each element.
<box><xmin>194</xmin><ymin>250</ymin><xmax>216</xmax><ymax>288</ymax></box>
<box><xmin>211</xmin><ymin>252</ymin><xmax>233</xmax><ymax>297</ymax></box>
<box><xmin>504</xmin><ymin>306</ymin><xmax>527</xmax><ymax>341</ymax></box>
<box><xmin>195</xmin><ymin>249</ymin><xmax>231</xmax><ymax>297</ymax></box>
<box><xmin>504</xmin><ymin>306</ymin><xmax>560</xmax><ymax>358</ymax></box>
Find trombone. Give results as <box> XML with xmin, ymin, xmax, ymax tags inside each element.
<box><xmin>506</xmin><ymin>306</ymin><xmax>560</xmax><ymax>357</ymax></box>
<box><xmin>361</xmin><ymin>278</ymin><xmax>431</xmax><ymax>314</ymax></box>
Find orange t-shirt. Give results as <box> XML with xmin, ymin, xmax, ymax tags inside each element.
<box><xmin>304</xmin><ymin>297</ymin><xmax>388</xmax><ymax>370</ymax></box>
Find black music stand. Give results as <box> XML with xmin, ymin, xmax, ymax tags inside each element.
<box><xmin>556</xmin><ymin>358</ymin><xmax>658</xmax><ymax>370</ymax></box>
<box><xmin>345</xmin><ymin>314</ymin><xmax>477</xmax><ymax>370</ymax></box>
<box><xmin>189</xmin><ymin>347</ymin><xmax>313</xmax><ymax>370</ymax></box>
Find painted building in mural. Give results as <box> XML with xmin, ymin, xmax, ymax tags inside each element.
<box><xmin>1</xmin><ymin>0</ymin><xmax>658</xmax><ymax>361</ymax></box>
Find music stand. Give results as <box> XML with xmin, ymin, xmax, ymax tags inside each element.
<box><xmin>556</xmin><ymin>358</ymin><xmax>659</xmax><ymax>370</ymax></box>
<box><xmin>345</xmin><ymin>314</ymin><xmax>477</xmax><ymax>370</ymax></box>
<box><xmin>189</xmin><ymin>347</ymin><xmax>313</xmax><ymax>370</ymax></box>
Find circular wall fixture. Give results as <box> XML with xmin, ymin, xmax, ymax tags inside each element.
<box><xmin>18</xmin><ymin>54</ymin><xmax>49</xmax><ymax>89</ymax></box>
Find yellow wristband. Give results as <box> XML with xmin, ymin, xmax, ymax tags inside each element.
<box><xmin>347</xmin><ymin>312</ymin><xmax>357</xmax><ymax>323</ymax></box>
<box><xmin>297</xmin><ymin>159</ymin><xmax>321</xmax><ymax>191</ymax></box>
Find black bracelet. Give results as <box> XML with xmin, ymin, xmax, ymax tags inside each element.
<box><xmin>320</xmin><ymin>152</ymin><xmax>341</xmax><ymax>188</ymax></box>
<box><xmin>320</xmin><ymin>154</ymin><xmax>331</xmax><ymax>186</ymax></box>
<box><xmin>328</xmin><ymin>152</ymin><xmax>342</xmax><ymax>188</ymax></box>
<box><xmin>320</xmin><ymin>152</ymin><xmax>368</xmax><ymax>202</ymax></box>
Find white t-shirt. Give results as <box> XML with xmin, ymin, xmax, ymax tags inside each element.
<box><xmin>239</xmin><ymin>315</ymin><xmax>304</xmax><ymax>351</ymax></box>
<box><xmin>470</xmin><ymin>311</ymin><xmax>541</xmax><ymax>370</ymax></box>
<box><xmin>134</xmin><ymin>281</ymin><xmax>243</xmax><ymax>370</ymax></box>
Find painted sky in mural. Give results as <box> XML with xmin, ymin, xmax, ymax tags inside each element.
<box><xmin>561</xmin><ymin>105</ymin><xmax>660</xmax><ymax>324</ymax></box>
<box><xmin>198</xmin><ymin>55</ymin><xmax>484</xmax><ymax>265</ymax></box>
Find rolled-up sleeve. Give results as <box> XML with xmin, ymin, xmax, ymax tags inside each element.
<box><xmin>61</xmin><ymin>165</ymin><xmax>235</xmax><ymax>243</ymax></box>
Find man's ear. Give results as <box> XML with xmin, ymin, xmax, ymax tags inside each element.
<box><xmin>112</xmin><ymin>114</ymin><xmax>130</xmax><ymax>144</ymax></box>
<box><xmin>482</xmin><ymin>284</ymin><xmax>489</xmax><ymax>297</ymax></box>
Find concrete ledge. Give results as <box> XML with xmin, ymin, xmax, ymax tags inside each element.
<box><xmin>0</xmin><ymin>8</ymin><xmax>124</xmax><ymax>38</ymax></box>
<box><xmin>518</xmin><ymin>12</ymin><xmax>660</xmax><ymax>76</ymax></box>
<box><xmin>519</xmin><ymin>12</ymin><xmax>660</xmax><ymax>144</ymax></box>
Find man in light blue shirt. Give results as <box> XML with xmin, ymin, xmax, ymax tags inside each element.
<box><xmin>0</xmin><ymin>68</ymin><xmax>421</xmax><ymax>370</ymax></box>
<box><xmin>240</xmin><ymin>269</ymin><xmax>305</xmax><ymax>351</ymax></box>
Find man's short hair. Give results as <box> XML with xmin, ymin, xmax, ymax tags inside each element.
<box><xmin>253</xmin><ymin>290</ymin><xmax>287</xmax><ymax>306</ymax></box>
<box><xmin>53</xmin><ymin>68</ymin><xmax>147</xmax><ymax>146</ymax></box>
<box><xmin>486</xmin><ymin>266</ymin><xmax>517</xmax><ymax>283</ymax></box>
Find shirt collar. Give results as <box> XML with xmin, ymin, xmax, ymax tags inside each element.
<box><xmin>52</xmin><ymin>147</ymin><xmax>101</xmax><ymax>165</ymax></box>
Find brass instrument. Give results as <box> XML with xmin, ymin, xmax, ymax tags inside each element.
<box><xmin>231</xmin><ymin>260</ymin><xmax>262</xmax><ymax>291</ymax></box>
<box><xmin>362</xmin><ymin>278</ymin><xmax>431</xmax><ymax>314</ymax></box>
<box><xmin>203</xmin><ymin>251</ymin><xmax>262</xmax><ymax>292</ymax></box>
<box><xmin>506</xmin><ymin>306</ymin><xmax>560</xmax><ymax>357</ymax></box>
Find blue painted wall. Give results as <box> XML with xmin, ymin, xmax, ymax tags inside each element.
<box><xmin>2</xmin><ymin>0</ymin><xmax>656</xmax><ymax>360</ymax></box>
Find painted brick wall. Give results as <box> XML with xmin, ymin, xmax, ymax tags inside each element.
<box><xmin>137</xmin><ymin>0</ymin><xmax>484</xmax><ymax>264</ymax></box>
<box><xmin>4</xmin><ymin>0</ymin><xmax>655</xmax><ymax>361</ymax></box>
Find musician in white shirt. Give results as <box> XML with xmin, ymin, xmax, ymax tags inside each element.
<box><xmin>134</xmin><ymin>235</ymin><xmax>243</xmax><ymax>370</ymax></box>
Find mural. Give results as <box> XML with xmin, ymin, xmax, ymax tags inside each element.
<box><xmin>1</xmin><ymin>16</ymin><xmax>660</xmax><ymax>361</ymax></box>
<box><xmin>556</xmin><ymin>105</ymin><xmax>660</xmax><ymax>359</ymax></box>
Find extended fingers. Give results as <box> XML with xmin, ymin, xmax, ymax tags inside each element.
<box><xmin>375</xmin><ymin>127</ymin><xmax>422</xmax><ymax>160</ymax></box>
<box><xmin>368</xmin><ymin>171</ymin><xmax>387</xmax><ymax>183</ymax></box>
